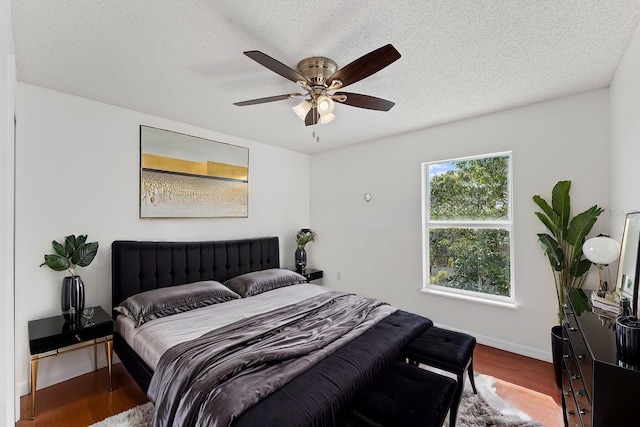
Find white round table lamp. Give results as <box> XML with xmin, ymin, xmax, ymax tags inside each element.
<box><xmin>583</xmin><ymin>235</ymin><xmax>621</xmax><ymax>292</ymax></box>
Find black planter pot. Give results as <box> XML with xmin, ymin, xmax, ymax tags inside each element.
<box><xmin>551</xmin><ymin>325</ymin><xmax>564</xmax><ymax>389</ymax></box>
<box><xmin>295</xmin><ymin>248</ymin><xmax>307</xmax><ymax>271</ymax></box>
<box><xmin>61</xmin><ymin>275</ymin><xmax>85</xmax><ymax>323</ymax></box>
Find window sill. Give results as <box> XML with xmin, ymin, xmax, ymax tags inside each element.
<box><xmin>420</xmin><ymin>287</ymin><xmax>518</xmax><ymax>310</ymax></box>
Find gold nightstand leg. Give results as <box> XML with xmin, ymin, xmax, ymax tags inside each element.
<box><xmin>30</xmin><ymin>357</ymin><xmax>39</xmax><ymax>419</ymax></box>
<box><xmin>105</xmin><ymin>338</ymin><xmax>113</xmax><ymax>391</ymax></box>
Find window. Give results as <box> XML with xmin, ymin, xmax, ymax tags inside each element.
<box><xmin>422</xmin><ymin>152</ymin><xmax>513</xmax><ymax>304</ymax></box>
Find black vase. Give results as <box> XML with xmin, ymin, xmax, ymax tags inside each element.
<box><xmin>551</xmin><ymin>325</ymin><xmax>564</xmax><ymax>389</ymax></box>
<box><xmin>616</xmin><ymin>316</ymin><xmax>640</xmax><ymax>364</ymax></box>
<box><xmin>295</xmin><ymin>248</ymin><xmax>307</xmax><ymax>271</ymax></box>
<box><xmin>61</xmin><ymin>275</ymin><xmax>85</xmax><ymax>323</ymax></box>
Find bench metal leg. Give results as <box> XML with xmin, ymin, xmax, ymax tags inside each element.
<box><xmin>449</xmin><ymin>376</ymin><xmax>463</xmax><ymax>427</ymax></box>
<box><xmin>468</xmin><ymin>358</ymin><xmax>477</xmax><ymax>394</ymax></box>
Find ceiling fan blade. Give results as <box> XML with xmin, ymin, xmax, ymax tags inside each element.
<box><xmin>326</xmin><ymin>44</ymin><xmax>400</xmax><ymax>89</ymax></box>
<box><xmin>244</xmin><ymin>51</ymin><xmax>309</xmax><ymax>84</ymax></box>
<box><xmin>334</xmin><ymin>92</ymin><xmax>395</xmax><ymax>111</ymax></box>
<box><xmin>234</xmin><ymin>93</ymin><xmax>304</xmax><ymax>106</ymax></box>
<box><xmin>305</xmin><ymin>108</ymin><xmax>319</xmax><ymax>126</ymax></box>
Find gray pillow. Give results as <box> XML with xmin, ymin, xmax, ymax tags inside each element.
<box><xmin>223</xmin><ymin>268</ymin><xmax>307</xmax><ymax>297</ymax></box>
<box><xmin>114</xmin><ymin>280</ymin><xmax>241</xmax><ymax>327</ymax></box>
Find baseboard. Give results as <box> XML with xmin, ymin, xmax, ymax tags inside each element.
<box><xmin>433</xmin><ymin>322</ymin><xmax>552</xmax><ymax>363</ymax></box>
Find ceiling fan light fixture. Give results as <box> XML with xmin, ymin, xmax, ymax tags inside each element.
<box><xmin>316</xmin><ymin>95</ymin><xmax>334</xmax><ymax>115</ymax></box>
<box><xmin>292</xmin><ymin>99</ymin><xmax>311</xmax><ymax>120</ymax></box>
<box><xmin>320</xmin><ymin>112</ymin><xmax>335</xmax><ymax>124</ymax></box>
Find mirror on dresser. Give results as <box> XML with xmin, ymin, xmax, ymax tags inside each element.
<box><xmin>615</xmin><ymin>211</ymin><xmax>640</xmax><ymax>316</ymax></box>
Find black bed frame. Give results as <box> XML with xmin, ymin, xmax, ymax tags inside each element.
<box><xmin>111</xmin><ymin>237</ymin><xmax>280</xmax><ymax>392</ymax></box>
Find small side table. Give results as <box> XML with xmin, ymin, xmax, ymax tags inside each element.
<box><xmin>288</xmin><ymin>267</ymin><xmax>323</xmax><ymax>285</ymax></box>
<box><xmin>28</xmin><ymin>306</ymin><xmax>113</xmax><ymax>419</ymax></box>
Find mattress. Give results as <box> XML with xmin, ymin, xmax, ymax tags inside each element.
<box><xmin>115</xmin><ymin>283</ymin><xmax>330</xmax><ymax>370</ymax></box>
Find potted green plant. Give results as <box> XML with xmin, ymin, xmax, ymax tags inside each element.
<box><xmin>533</xmin><ymin>180</ymin><xmax>603</xmax><ymax>387</ymax></box>
<box><xmin>40</xmin><ymin>234</ymin><xmax>99</xmax><ymax>321</ymax></box>
<box><xmin>295</xmin><ymin>228</ymin><xmax>316</xmax><ymax>271</ymax></box>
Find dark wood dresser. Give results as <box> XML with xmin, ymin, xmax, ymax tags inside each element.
<box><xmin>562</xmin><ymin>289</ymin><xmax>640</xmax><ymax>427</ymax></box>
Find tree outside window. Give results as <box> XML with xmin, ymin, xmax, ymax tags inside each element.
<box><xmin>423</xmin><ymin>153</ymin><xmax>513</xmax><ymax>300</ymax></box>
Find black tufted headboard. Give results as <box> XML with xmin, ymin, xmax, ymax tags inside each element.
<box><xmin>111</xmin><ymin>237</ymin><xmax>280</xmax><ymax>314</ymax></box>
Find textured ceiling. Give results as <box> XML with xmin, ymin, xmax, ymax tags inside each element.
<box><xmin>10</xmin><ymin>1</ymin><xmax>640</xmax><ymax>154</ymax></box>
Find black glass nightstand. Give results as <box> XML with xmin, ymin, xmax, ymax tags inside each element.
<box><xmin>28</xmin><ymin>306</ymin><xmax>113</xmax><ymax>419</ymax></box>
<box><xmin>287</xmin><ymin>267</ymin><xmax>323</xmax><ymax>284</ymax></box>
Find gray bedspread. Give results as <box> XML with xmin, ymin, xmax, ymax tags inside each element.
<box><xmin>147</xmin><ymin>291</ymin><xmax>396</xmax><ymax>427</ymax></box>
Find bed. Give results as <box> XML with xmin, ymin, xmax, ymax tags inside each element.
<box><xmin>111</xmin><ymin>237</ymin><xmax>433</xmax><ymax>426</ymax></box>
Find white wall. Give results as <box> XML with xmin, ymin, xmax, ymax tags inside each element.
<box><xmin>310</xmin><ymin>89</ymin><xmax>610</xmax><ymax>361</ymax></box>
<box><xmin>611</xmin><ymin>20</ymin><xmax>640</xmax><ymax>240</ymax></box>
<box><xmin>13</xmin><ymin>84</ymin><xmax>311</xmax><ymax>397</ymax></box>
<box><xmin>1</xmin><ymin>0</ymin><xmax>15</xmax><ymax>422</ymax></box>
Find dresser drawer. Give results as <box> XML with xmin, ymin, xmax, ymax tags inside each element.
<box><xmin>563</xmin><ymin>347</ymin><xmax>592</xmax><ymax>427</ymax></box>
<box><xmin>569</xmin><ymin>333</ymin><xmax>593</xmax><ymax>401</ymax></box>
<box><xmin>563</xmin><ymin>306</ymin><xmax>594</xmax><ymax>402</ymax></box>
<box><xmin>565</xmin><ymin>330</ymin><xmax>593</xmax><ymax>402</ymax></box>
<box><xmin>562</xmin><ymin>360</ymin><xmax>583</xmax><ymax>427</ymax></box>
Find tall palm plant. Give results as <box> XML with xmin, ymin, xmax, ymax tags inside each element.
<box><xmin>533</xmin><ymin>180</ymin><xmax>603</xmax><ymax>320</ymax></box>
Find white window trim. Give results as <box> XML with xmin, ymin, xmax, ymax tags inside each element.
<box><xmin>420</xmin><ymin>287</ymin><xmax>518</xmax><ymax>309</ymax></box>
<box><xmin>421</xmin><ymin>151</ymin><xmax>515</xmax><ymax>306</ymax></box>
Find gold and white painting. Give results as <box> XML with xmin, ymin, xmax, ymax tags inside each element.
<box><xmin>140</xmin><ymin>126</ymin><xmax>249</xmax><ymax>218</ymax></box>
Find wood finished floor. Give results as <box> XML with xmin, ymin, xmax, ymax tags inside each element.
<box><xmin>17</xmin><ymin>343</ymin><xmax>562</xmax><ymax>426</ymax></box>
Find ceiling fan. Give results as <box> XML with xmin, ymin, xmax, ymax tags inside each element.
<box><xmin>234</xmin><ymin>44</ymin><xmax>401</xmax><ymax>126</ymax></box>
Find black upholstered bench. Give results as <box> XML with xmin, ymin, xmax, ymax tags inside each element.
<box><xmin>350</xmin><ymin>360</ymin><xmax>457</xmax><ymax>427</ymax></box>
<box><xmin>403</xmin><ymin>327</ymin><xmax>477</xmax><ymax>427</ymax></box>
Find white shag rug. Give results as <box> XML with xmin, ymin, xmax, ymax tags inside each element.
<box><xmin>445</xmin><ymin>373</ymin><xmax>544</xmax><ymax>427</ymax></box>
<box><xmin>89</xmin><ymin>402</ymin><xmax>154</xmax><ymax>427</ymax></box>
<box><xmin>90</xmin><ymin>373</ymin><xmax>542</xmax><ymax>427</ymax></box>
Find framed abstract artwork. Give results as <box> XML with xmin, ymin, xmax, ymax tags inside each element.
<box><xmin>139</xmin><ymin>126</ymin><xmax>249</xmax><ymax>218</ymax></box>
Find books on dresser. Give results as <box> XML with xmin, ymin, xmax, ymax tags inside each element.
<box><xmin>590</xmin><ymin>290</ymin><xmax>621</xmax><ymax>315</ymax></box>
